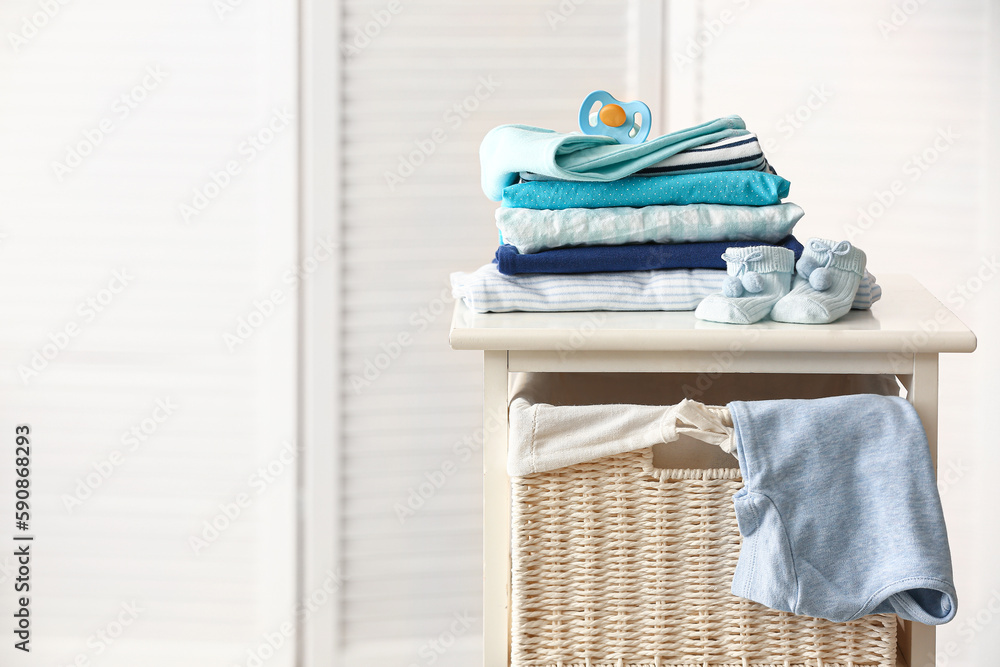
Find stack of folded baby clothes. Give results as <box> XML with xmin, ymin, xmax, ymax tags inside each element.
<box><xmin>451</xmin><ymin>115</ymin><xmax>881</xmax><ymax>322</ymax></box>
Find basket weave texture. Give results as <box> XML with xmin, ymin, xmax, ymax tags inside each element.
<box><xmin>510</xmin><ymin>449</ymin><xmax>897</xmax><ymax>667</ymax></box>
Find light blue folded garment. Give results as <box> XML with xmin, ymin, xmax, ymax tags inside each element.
<box><xmin>480</xmin><ymin>116</ymin><xmax>748</xmax><ymax>200</ymax></box>
<box><xmin>728</xmin><ymin>394</ymin><xmax>956</xmax><ymax>624</ymax></box>
<box><xmin>501</xmin><ymin>171</ymin><xmax>790</xmax><ymax>209</ymax></box>
<box><xmin>497</xmin><ymin>203</ymin><xmax>804</xmax><ymax>254</ymax></box>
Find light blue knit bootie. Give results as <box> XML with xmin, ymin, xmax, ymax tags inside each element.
<box><xmin>695</xmin><ymin>245</ymin><xmax>795</xmax><ymax>324</ymax></box>
<box><xmin>771</xmin><ymin>238</ymin><xmax>867</xmax><ymax>324</ymax></box>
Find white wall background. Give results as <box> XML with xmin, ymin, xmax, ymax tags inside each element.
<box><xmin>0</xmin><ymin>1</ymin><xmax>299</xmax><ymax>666</ymax></box>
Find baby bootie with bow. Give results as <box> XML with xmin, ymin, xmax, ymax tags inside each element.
<box><xmin>695</xmin><ymin>245</ymin><xmax>795</xmax><ymax>324</ymax></box>
<box><xmin>770</xmin><ymin>238</ymin><xmax>867</xmax><ymax>324</ymax></box>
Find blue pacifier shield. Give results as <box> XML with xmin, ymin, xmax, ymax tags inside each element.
<box><xmin>578</xmin><ymin>90</ymin><xmax>652</xmax><ymax>144</ymax></box>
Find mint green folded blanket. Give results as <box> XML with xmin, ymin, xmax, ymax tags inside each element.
<box><xmin>501</xmin><ymin>171</ymin><xmax>790</xmax><ymax>209</ymax></box>
<box><xmin>479</xmin><ymin>116</ymin><xmax>748</xmax><ymax>200</ymax></box>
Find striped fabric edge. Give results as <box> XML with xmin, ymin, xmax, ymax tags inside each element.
<box><xmin>451</xmin><ymin>266</ymin><xmax>727</xmax><ymax>313</ymax></box>
<box><xmin>669</xmin><ymin>134</ymin><xmax>760</xmax><ymax>153</ymax></box>
<box><xmin>517</xmin><ymin>134</ymin><xmax>776</xmax><ymax>182</ymax></box>
<box><xmin>518</xmin><ymin>155</ymin><xmax>765</xmax><ymax>181</ymax></box>
<box><xmin>452</xmin><ymin>266</ymin><xmax>883</xmax><ymax>313</ymax></box>
<box><xmin>851</xmin><ymin>272</ymin><xmax>882</xmax><ymax>310</ymax></box>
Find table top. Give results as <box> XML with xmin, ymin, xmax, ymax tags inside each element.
<box><xmin>449</xmin><ymin>274</ymin><xmax>977</xmax><ymax>354</ymax></box>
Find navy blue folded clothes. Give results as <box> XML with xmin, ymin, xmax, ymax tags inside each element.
<box><xmin>494</xmin><ymin>236</ymin><xmax>804</xmax><ymax>276</ymax></box>
<box><xmin>728</xmin><ymin>394</ymin><xmax>956</xmax><ymax>624</ymax></box>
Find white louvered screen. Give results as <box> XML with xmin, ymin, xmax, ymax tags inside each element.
<box><xmin>0</xmin><ymin>1</ymin><xmax>298</xmax><ymax>666</ymax></box>
<box><xmin>339</xmin><ymin>1</ymin><xmax>631</xmax><ymax>664</ymax></box>
<box><xmin>665</xmin><ymin>3</ymin><xmax>997</xmax><ymax>665</ymax></box>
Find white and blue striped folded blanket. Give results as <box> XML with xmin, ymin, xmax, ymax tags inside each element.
<box><xmin>451</xmin><ymin>263</ymin><xmax>882</xmax><ymax>314</ymax></box>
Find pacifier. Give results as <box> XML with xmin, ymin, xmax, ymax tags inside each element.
<box><xmin>578</xmin><ymin>90</ymin><xmax>651</xmax><ymax>144</ymax></box>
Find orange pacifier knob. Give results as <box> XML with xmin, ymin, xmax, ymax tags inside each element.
<box><xmin>599</xmin><ymin>103</ymin><xmax>627</xmax><ymax>128</ymax></box>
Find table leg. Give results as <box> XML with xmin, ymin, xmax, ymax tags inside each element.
<box><xmin>483</xmin><ymin>350</ymin><xmax>510</xmax><ymax>667</ymax></box>
<box><xmin>899</xmin><ymin>353</ymin><xmax>940</xmax><ymax>667</ymax></box>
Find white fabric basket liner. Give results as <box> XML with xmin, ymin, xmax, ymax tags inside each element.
<box><xmin>507</xmin><ymin>371</ymin><xmax>900</xmax><ymax>477</ymax></box>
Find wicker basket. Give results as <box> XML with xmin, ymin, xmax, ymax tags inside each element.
<box><xmin>510</xmin><ymin>448</ymin><xmax>897</xmax><ymax>667</ymax></box>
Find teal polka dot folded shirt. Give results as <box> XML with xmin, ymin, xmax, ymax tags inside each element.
<box><xmin>501</xmin><ymin>171</ymin><xmax>790</xmax><ymax>209</ymax></box>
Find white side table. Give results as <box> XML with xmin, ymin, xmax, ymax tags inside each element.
<box><xmin>449</xmin><ymin>274</ymin><xmax>976</xmax><ymax>667</ymax></box>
